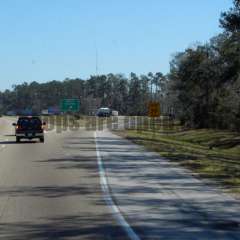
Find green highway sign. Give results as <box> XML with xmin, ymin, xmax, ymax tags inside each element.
<box><xmin>60</xmin><ymin>99</ymin><xmax>80</xmax><ymax>112</ymax></box>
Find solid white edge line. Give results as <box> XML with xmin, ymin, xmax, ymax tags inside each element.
<box><xmin>95</xmin><ymin>131</ymin><xmax>141</xmax><ymax>240</ymax></box>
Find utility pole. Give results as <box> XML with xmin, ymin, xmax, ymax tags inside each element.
<box><xmin>95</xmin><ymin>47</ymin><xmax>98</xmax><ymax>76</ymax></box>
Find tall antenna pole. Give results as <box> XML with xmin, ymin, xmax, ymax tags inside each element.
<box><xmin>95</xmin><ymin>46</ymin><xmax>98</xmax><ymax>76</ymax></box>
<box><xmin>94</xmin><ymin>27</ymin><xmax>99</xmax><ymax>76</ymax></box>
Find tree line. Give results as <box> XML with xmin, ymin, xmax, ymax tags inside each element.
<box><xmin>167</xmin><ymin>0</ymin><xmax>240</xmax><ymax>130</ymax></box>
<box><xmin>0</xmin><ymin>73</ymin><xmax>167</xmax><ymax>116</ymax></box>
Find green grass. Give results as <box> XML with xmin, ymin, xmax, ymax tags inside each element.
<box><xmin>115</xmin><ymin>127</ymin><xmax>240</xmax><ymax>196</ymax></box>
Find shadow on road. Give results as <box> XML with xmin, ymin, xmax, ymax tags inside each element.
<box><xmin>0</xmin><ymin>214</ymin><xmax>126</xmax><ymax>240</ymax></box>
<box><xmin>34</xmin><ymin>134</ymin><xmax>240</xmax><ymax>239</ymax></box>
<box><xmin>0</xmin><ymin>134</ymin><xmax>128</xmax><ymax>240</ymax></box>
<box><xmin>2</xmin><ymin>133</ymin><xmax>239</xmax><ymax>239</ymax></box>
<box><xmin>93</xmin><ymin>133</ymin><xmax>240</xmax><ymax>239</ymax></box>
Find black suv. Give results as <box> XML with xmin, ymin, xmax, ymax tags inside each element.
<box><xmin>13</xmin><ymin>116</ymin><xmax>46</xmax><ymax>143</ymax></box>
<box><xmin>96</xmin><ymin>108</ymin><xmax>112</xmax><ymax>117</ymax></box>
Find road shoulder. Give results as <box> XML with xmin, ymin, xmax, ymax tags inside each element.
<box><xmin>96</xmin><ymin>130</ymin><xmax>240</xmax><ymax>240</ymax></box>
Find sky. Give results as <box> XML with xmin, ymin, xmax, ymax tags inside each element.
<box><xmin>0</xmin><ymin>0</ymin><xmax>232</xmax><ymax>90</ymax></box>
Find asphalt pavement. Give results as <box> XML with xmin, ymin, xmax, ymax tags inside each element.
<box><xmin>0</xmin><ymin>117</ymin><xmax>127</xmax><ymax>240</ymax></box>
<box><xmin>96</xmin><ymin>129</ymin><xmax>240</xmax><ymax>240</ymax></box>
<box><xmin>0</xmin><ymin>116</ymin><xmax>240</xmax><ymax>240</ymax></box>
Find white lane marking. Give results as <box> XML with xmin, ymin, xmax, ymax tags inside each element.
<box><xmin>95</xmin><ymin>131</ymin><xmax>141</xmax><ymax>240</ymax></box>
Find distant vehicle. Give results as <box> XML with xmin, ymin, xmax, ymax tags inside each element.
<box><xmin>6</xmin><ymin>111</ymin><xmax>17</xmax><ymax>116</ymax></box>
<box><xmin>96</xmin><ymin>107</ymin><xmax>112</xmax><ymax>117</ymax></box>
<box><xmin>12</xmin><ymin>116</ymin><xmax>46</xmax><ymax>143</ymax></box>
<box><xmin>48</xmin><ymin>106</ymin><xmax>61</xmax><ymax>115</ymax></box>
<box><xmin>41</xmin><ymin>109</ymin><xmax>49</xmax><ymax>116</ymax></box>
<box><xmin>112</xmin><ymin>110</ymin><xmax>119</xmax><ymax>116</ymax></box>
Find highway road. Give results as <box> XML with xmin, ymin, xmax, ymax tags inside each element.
<box><xmin>0</xmin><ymin>117</ymin><xmax>127</xmax><ymax>240</ymax></box>
<box><xmin>0</xmin><ymin>116</ymin><xmax>240</xmax><ymax>240</ymax></box>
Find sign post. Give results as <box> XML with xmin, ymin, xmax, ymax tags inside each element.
<box><xmin>148</xmin><ymin>102</ymin><xmax>160</xmax><ymax>139</ymax></box>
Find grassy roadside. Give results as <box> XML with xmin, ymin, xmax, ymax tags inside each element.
<box><xmin>114</xmin><ymin>127</ymin><xmax>240</xmax><ymax>197</ymax></box>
